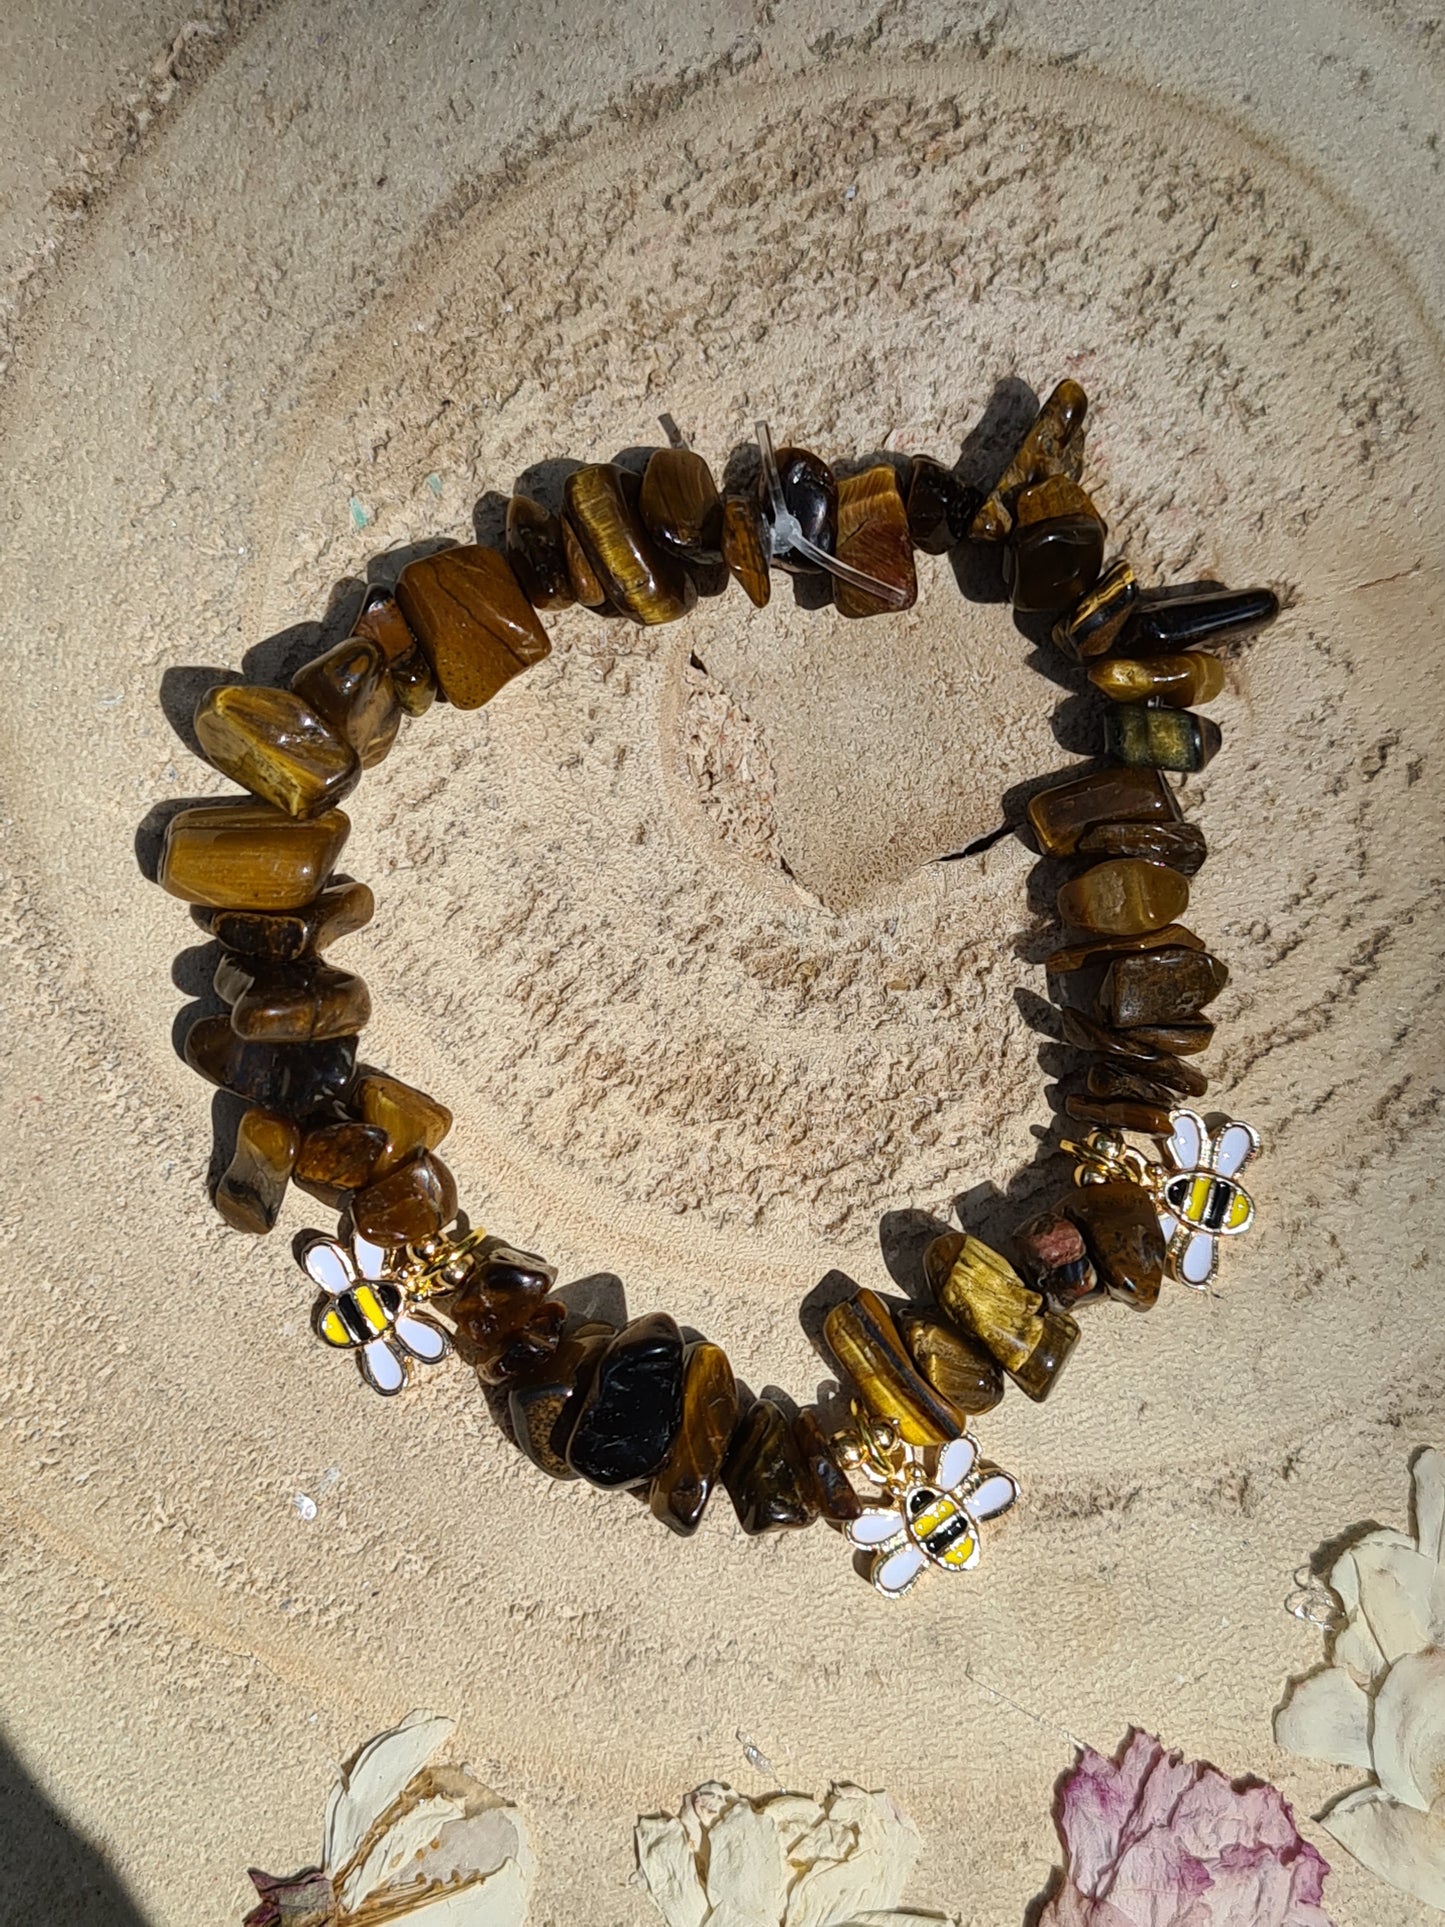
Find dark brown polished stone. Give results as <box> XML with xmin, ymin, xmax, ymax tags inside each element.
<box><xmin>292</xmin><ymin>636</ymin><xmax>402</xmax><ymax>768</ymax></box>
<box><xmin>293</xmin><ymin>1120</ymin><xmax>388</xmax><ymax>1207</ymax></box>
<box><xmin>218</xmin><ymin>959</ymin><xmax>372</xmax><ymax>1045</ymax></box>
<box><xmin>1077</xmin><ymin>819</ymin><xmax>1208</xmax><ymax>876</ymax></box>
<box><xmin>389</xmin><ymin>642</ymin><xmax>438</xmax><ymax>717</ymax></box>
<box><xmin>566</xmin><ymin>1312</ymin><xmax>687</xmax><ymax>1489</ymax></box>
<box><xmin>720</xmin><ymin>495</ymin><xmax>771</xmax><ymax>607</ymax></box>
<box><xmin>561</xmin><ymin>515</ymin><xmax>610</xmax><ymax>608</ymax></box>
<box><xmin>184</xmin><ymin>1013</ymin><xmax>356</xmax><ymax>1117</ymax></box>
<box><xmin>1105</xmin><ymin>704</ymin><xmax>1222</xmax><ymax>773</ymax></box>
<box><xmin>1060</xmin><ymin>1008</ymin><xmax>1209</xmax><ymax>1096</ymax></box>
<box><xmin>1052</xmin><ymin>559</ymin><xmax>1138</xmax><ymax>661</ymax></box>
<box><xmin>1086</xmin><ymin>1061</ymin><xmax>1186</xmax><ymax>1109</ymax></box>
<box><xmin>905</xmin><ymin>455</ymin><xmax>975</xmax><ymax>554</ymax></box>
<box><xmin>649</xmin><ymin>1340</ymin><xmax>739</xmax><ymax>1536</ymax></box>
<box><xmin>1096</xmin><ymin>947</ymin><xmax>1229</xmax><ymax>1029</ymax></box>
<box><xmin>1003</xmin><ymin>475</ymin><xmax>1106</xmax><ymax>614</ymax></box>
<box><xmin>505</xmin><ymin>494</ymin><xmax>576</xmax><ymax>611</ymax></box>
<box><xmin>353</xmin><ymin>588</ymin><xmax>417</xmax><ymax>662</ymax></box>
<box><xmin>759</xmin><ymin>445</ymin><xmax>838</xmax><ymax>574</ymax></box>
<box><xmin>192</xmin><ymin>881</ymin><xmax>375</xmax><ymax>964</ymax></box>
<box><xmin>638</xmin><ymin>448</ymin><xmax>723</xmax><ymax>558</ymax></box>
<box><xmin>823</xmin><ymin>1289</ymin><xmax>968</xmax><ymax>1446</ymax></box>
<box><xmin>925</xmin><ymin>1231</ymin><xmax>1079</xmax><ymax>1402</ymax></box>
<box><xmin>1046</xmin><ymin>922</ymin><xmax>1203</xmax><ymax>975</ymax></box>
<box><xmin>509</xmin><ymin>1328</ymin><xmax>612</xmax><ymax>1480</ymax></box>
<box><xmin>162</xmin><ymin>802</ymin><xmax>350</xmax><ymax>912</ymax></box>
<box><xmin>791</xmin><ymin>1408</ymin><xmax>862</xmax><ymax>1523</ymax></box>
<box><xmin>1065</xmin><ymin>1091</ymin><xmax>1175</xmax><ymax>1138</ymax></box>
<box><xmin>1122</xmin><ymin>585</ymin><xmax>1279</xmax><ymax>652</ymax></box>
<box><xmin>1027</xmin><ymin>766</ymin><xmax>1177</xmax><ymax>858</ymax></box>
<box><xmin>214</xmin><ymin>1107</ymin><xmax>300</xmax><ymax>1234</ymax></box>
<box><xmin>1012</xmin><ymin>1204</ymin><xmax>1100</xmax><ymax>1310</ymax></box>
<box><xmin>1117</xmin><ymin>1018</ymin><xmax>1215</xmax><ymax>1056</ymax></box>
<box><xmin>565</xmin><ymin>464</ymin><xmax>696</xmax><ymax>626</ymax></box>
<box><xmin>894</xmin><ymin>1309</ymin><xmax>1005</xmax><ymax>1415</ymax></box>
<box><xmin>395</xmin><ymin>544</ymin><xmax>551</xmax><ymax>708</ymax></box>
<box><xmin>833</xmin><ymin>465</ymin><xmax>918</xmax><ymax>619</ymax></box>
<box><xmin>971</xmin><ymin>379</ymin><xmax>1088</xmax><ymax>541</ymax></box>
<box><xmin>449</xmin><ymin>1244</ymin><xmax>558</xmax><ymax>1382</ymax></box>
<box><xmin>1067</xmin><ymin>1179</ymin><xmax>1167</xmax><ymax>1311</ymax></box>
<box><xmin>350</xmin><ymin>1150</ymin><xmax>457</xmax><ymax>1245</ymax></box>
<box><xmin>722</xmin><ymin>1397</ymin><xmax>821</xmax><ymax>1534</ymax></box>
<box><xmin>193</xmin><ymin>685</ymin><xmax>359</xmax><ymax>820</ymax></box>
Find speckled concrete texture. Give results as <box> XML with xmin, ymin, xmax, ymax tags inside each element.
<box><xmin>0</xmin><ymin>3</ymin><xmax>1442</xmax><ymax>1923</ymax></box>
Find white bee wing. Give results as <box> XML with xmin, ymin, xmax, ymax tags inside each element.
<box><xmin>1157</xmin><ymin>1210</ymin><xmax>1179</xmax><ymax>1245</ymax></box>
<box><xmin>1211</xmin><ymin>1120</ymin><xmax>1260</xmax><ymax>1180</ymax></box>
<box><xmin>872</xmin><ymin>1541</ymin><xmax>928</xmax><ymax>1597</ymax></box>
<box><xmin>1178</xmin><ymin>1228</ymin><xmax>1219</xmax><ymax>1288</ymax></box>
<box><xmin>1166</xmin><ymin>1111</ymin><xmax>1205</xmax><ymax>1174</ymax></box>
<box><xmin>967</xmin><ymin>1471</ymin><xmax>1019</xmax><ymax>1522</ymax></box>
<box><xmin>352</xmin><ymin>1232</ymin><xmax>394</xmax><ymax>1282</ymax></box>
<box><xmin>846</xmin><ymin>1506</ymin><xmax>906</xmax><ymax>1549</ymax></box>
<box><xmin>304</xmin><ymin>1237</ymin><xmax>355</xmax><ymax>1294</ymax></box>
<box><xmin>360</xmin><ymin>1336</ymin><xmax>408</xmax><ymax>1395</ymax></box>
<box><xmin>935</xmin><ymin>1435</ymin><xmax>977</xmax><ymax>1491</ymax></box>
<box><xmin>393</xmin><ymin>1314</ymin><xmax>449</xmax><ymax>1363</ymax></box>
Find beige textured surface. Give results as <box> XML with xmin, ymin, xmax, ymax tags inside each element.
<box><xmin>1</xmin><ymin>2</ymin><xmax>1443</xmax><ymax>1923</ymax></box>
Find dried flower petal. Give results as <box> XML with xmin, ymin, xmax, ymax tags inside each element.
<box><xmin>1272</xmin><ymin>1668</ymin><xmax>1373</xmax><ymax>1774</ymax></box>
<box><xmin>1320</xmin><ymin>1787</ymin><xmax>1445</xmax><ymax>1912</ymax></box>
<box><xmin>323</xmin><ymin>1711</ymin><xmax>457</xmax><ymax>1879</ymax></box>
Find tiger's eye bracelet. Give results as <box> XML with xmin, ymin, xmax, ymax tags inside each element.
<box><xmin>153</xmin><ymin>383</ymin><xmax>1278</xmax><ymax>1597</ymax></box>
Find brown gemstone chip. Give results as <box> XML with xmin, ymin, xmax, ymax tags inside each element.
<box><xmin>833</xmin><ymin>464</ymin><xmax>918</xmax><ymax>618</ymax></box>
<box><xmin>1027</xmin><ymin>765</ymin><xmax>1177</xmax><ymax>858</ymax></box>
<box><xmin>894</xmin><ymin>1309</ymin><xmax>1006</xmax><ymax>1415</ymax></box>
<box><xmin>1077</xmin><ymin>820</ymin><xmax>1208</xmax><ymax>876</ymax></box>
<box><xmin>1003</xmin><ymin>475</ymin><xmax>1107</xmax><ymax>614</ymax></box>
<box><xmin>449</xmin><ymin>1244</ymin><xmax>558</xmax><ymax>1381</ymax></box>
<box><xmin>194</xmin><ymin>684</ymin><xmax>359</xmax><ymax>820</ymax></box>
<box><xmin>293</xmin><ymin>1120</ymin><xmax>388</xmax><ymax>1206</ymax></box>
<box><xmin>505</xmin><ymin>494</ymin><xmax>576</xmax><ymax>611</ymax></box>
<box><xmin>353</xmin><ymin>588</ymin><xmax>417</xmax><ymax>662</ymax></box>
<box><xmin>389</xmin><ymin>643</ymin><xmax>437</xmax><ymax>717</ymax></box>
<box><xmin>1089</xmin><ymin>651</ymin><xmax>1226</xmax><ymax>707</ymax></box>
<box><xmin>214</xmin><ymin>1108</ymin><xmax>301</xmax><ymax>1234</ymax></box>
<box><xmin>184</xmin><ymin>1014</ymin><xmax>356</xmax><ymax>1117</ymax></box>
<box><xmin>1066</xmin><ymin>1179</ymin><xmax>1167</xmax><ymax>1311</ymax></box>
<box><xmin>192</xmin><ymin>881</ymin><xmax>375</xmax><ymax>964</ymax></box>
<box><xmin>509</xmin><ymin>1328</ymin><xmax>612</xmax><ymax>1480</ymax></box>
<box><xmin>823</xmin><ymin>1288</ymin><xmax>968</xmax><ymax>1447</ymax></box>
<box><xmin>221</xmin><ymin>960</ymin><xmax>372</xmax><ymax>1045</ymax></box>
<box><xmin>638</xmin><ymin>448</ymin><xmax>723</xmax><ymax>558</ymax></box>
<box><xmin>1052</xmin><ymin>559</ymin><xmax>1138</xmax><ymax>660</ymax></box>
<box><xmin>791</xmin><ymin>1408</ymin><xmax>862</xmax><ymax>1523</ymax></box>
<box><xmin>1013</xmin><ymin>1203</ymin><xmax>1100</xmax><ymax>1310</ymax></box>
<box><xmin>353</xmin><ymin>1070</ymin><xmax>453</xmax><ymax>1175</ymax></box>
<box><xmin>650</xmin><ymin>1340</ymin><xmax>739</xmax><ymax>1536</ymax></box>
<box><xmin>1105</xmin><ymin>704</ymin><xmax>1223</xmax><ymax>773</ymax></box>
<box><xmin>395</xmin><ymin>544</ymin><xmax>551</xmax><ymax>709</ymax></box>
<box><xmin>720</xmin><ymin>495</ymin><xmax>771</xmax><ymax>607</ymax></box>
<box><xmin>1046</xmin><ymin>921</ymin><xmax>1204</xmax><ymax>975</ymax></box>
<box><xmin>565</xmin><ymin>464</ymin><xmax>696</xmax><ymax>626</ymax></box>
<box><xmin>1064</xmin><ymin>1091</ymin><xmax>1176</xmax><ymax>1139</ymax></box>
<box><xmin>1056</xmin><ymin>858</ymin><xmax>1190</xmax><ymax>936</ymax></box>
<box><xmin>292</xmin><ymin>636</ymin><xmax>402</xmax><ymax>768</ymax></box>
<box><xmin>350</xmin><ymin>1150</ymin><xmax>457</xmax><ymax>1245</ymax></box>
<box><xmin>971</xmin><ymin>379</ymin><xmax>1088</xmax><ymax>541</ymax></box>
<box><xmin>1097</xmin><ymin>947</ymin><xmax>1229</xmax><ymax>1029</ymax></box>
<box><xmin>925</xmin><ymin>1231</ymin><xmax>1079</xmax><ymax>1402</ymax></box>
<box><xmin>161</xmin><ymin>802</ymin><xmax>351</xmax><ymax>912</ymax></box>
<box><xmin>1086</xmin><ymin>1062</ymin><xmax>1187</xmax><ymax>1108</ymax></box>
<box><xmin>722</xmin><ymin>1397</ymin><xmax>821</xmax><ymax>1534</ymax></box>
<box><xmin>905</xmin><ymin>455</ymin><xmax>974</xmax><ymax>554</ymax></box>
<box><xmin>1118</xmin><ymin>1019</ymin><xmax>1215</xmax><ymax>1056</ymax></box>
<box><xmin>1060</xmin><ymin>1008</ymin><xmax>1210</xmax><ymax>1096</ymax></box>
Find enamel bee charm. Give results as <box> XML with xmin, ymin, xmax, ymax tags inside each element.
<box><xmin>1156</xmin><ymin>1110</ymin><xmax>1259</xmax><ymax>1288</ymax></box>
<box><xmin>842</xmin><ymin>1425</ymin><xmax>1019</xmax><ymax>1599</ymax></box>
<box><xmin>301</xmin><ymin>1230</ymin><xmax>451</xmax><ymax>1395</ymax></box>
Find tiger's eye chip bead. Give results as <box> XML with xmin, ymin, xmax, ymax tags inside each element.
<box><xmin>905</xmin><ymin>456</ymin><xmax>975</xmax><ymax>555</ymax></box>
<box><xmin>194</xmin><ymin>685</ymin><xmax>359</xmax><ymax>820</ymax></box>
<box><xmin>184</xmin><ymin>1013</ymin><xmax>357</xmax><ymax>1117</ymax></box>
<box><xmin>638</xmin><ymin>449</ymin><xmax>724</xmax><ymax>560</ymax></box>
<box><xmin>1095</xmin><ymin>947</ymin><xmax>1228</xmax><ymax>1029</ymax></box>
<box><xmin>1027</xmin><ymin>766</ymin><xmax>1177</xmax><ymax>858</ymax></box>
<box><xmin>971</xmin><ymin>378</ymin><xmax>1088</xmax><ymax>541</ymax></box>
<box><xmin>564</xmin><ymin>465</ymin><xmax>696</xmax><ymax>627</ymax></box>
<box><xmin>292</xmin><ymin>636</ymin><xmax>402</xmax><ymax>768</ymax></box>
<box><xmin>505</xmin><ymin>495</ymin><xmax>576</xmax><ymax>611</ymax></box>
<box><xmin>350</xmin><ymin>1150</ymin><xmax>457</xmax><ymax>1246</ymax></box>
<box><xmin>353</xmin><ymin>588</ymin><xmax>417</xmax><ymax>662</ymax></box>
<box><xmin>720</xmin><ymin>495</ymin><xmax>772</xmax><ymax>608</ymax></box>
<box><xmin>389</xmin><ymin>643</ymin><xmax>438</xmax><ymax>717</ymax></box>
<box><xmin>650</xmin><ymin>1340</ymin><xmax>739</xmax><ymax>1536</ymax></box>
<box><xmin>1056</xmin><ymin>858</ymin><xmax>1190</xmax><ymax>936</ymax></box>
<box><xmin>214</xmin><ymin>1108</ymin><xmax>302</xmax><ymax>1234</ymax></box>
<box><xmin>509</xmin><ymin>1328</ymin><xmax>613</xmax><ymax>1480</ymax></box>
<box><xmin>1076</xmin><ymin>819</ymin><xmax>1208</xmax><ymax>876</ymax></box>
<box><xmin>1123</xmin><ymin>585</ymin><xmax>1279</xmax><ymax>651</ymax></box>
<box><xmin>925</xmin><ymin>1232</ymin><xmax>1079</xmax><ymax>1402</ymax></box>
<box><xmin>823</xmin><ymin>1289</ymin><xmax>969</xmax><ymax>1446</ymax></box>
<box><xmin>293</xmin><ymin>1120</ymin><xmax>388</xmax><ymax>1206</ymax></box>
<box><xmin>760</xmin><ymin>445</ymin><xmax>838</xmax><ymax>574</ymax></box>
<box><xmin>1105</xmin><ymin>704</ymin><xmax>1222</xmax><ymax>773</ymax></box>
<box><xmin>192</xmin><ymin>880</ymin><xmax>375</xmax><ymax>964</ymax></box>
<box><xmin>1088</xmin><ymin>651</ymin><xmax>1226</xmax><ymax>707</ymax></box>
<box><xmin>566</xmin><ymin>1313</ymin><xmax>687</xmax><ymax>1489</ymax></box>
<box><xmin>791</xmin><ymin>1408</ymin><xmax>862</xmax><ymax>1523</ymax></box>
<box><xmin>1064</xmin><ymin>1091</ymin><xmax>1176</xmax><ymax>1139</ymax></box>
<box><xmin>1064</xmin><ymin>1181</ymin><xmax>1167</xmax><ymax>1311</ymax></box>
<box><xmin>1060</xmin><ymin>1008</ymin><xmax>1210</xmax><ymax>1096</ymax></box>
<box><xmin>833</xmin><ymin>465</ymin><xmax>918</xmax><ymax>618</ymax></box>
<box><xmin>1046</xmin><ymin>922</ymin><xmax>1204</xmax><ymax>975</ymax></box>
<box><xmin>395</xmin><ymin>544</ymin><xmax>551</xmax><ymax>708</ymax></box>
<box><xmin>1003</xmin><ymin>475</ymin><xmax>1107</xmax><ymax>614</ymax></box>
<box><xmin>722</xmin><ymin>1397</ymin><xmax>821</xmax><ymax>1534</ymax></box>
<box><xmin>161</xmin><ymin>801</ymin><xmax>350</xmax><ymax>912</ymax></box>
<box><xmin>1013</xmin><ymin>1207</ymin><xmax>1101</xmax><ymax>1311</ymax></box>
<box><xmin>1052</xmin><ymin>559</ymin><xmax>1139</xmax><ymax>660</ymax></box>
<box><xmin>353</xmin><ymin>1070</ymin><xmax>453</xmax><ymax>1174</ymax></box>
<box><xmin>220</xmin><ymin>960</ymin><xmax>372</xmax><ymax>1044</ymax></box>
<box><xmin>448</xmin><ymin>1244</ymin><xmax>558</xmax><ymax>1380</ymax></box>
<box><xmin>894</xmin><ymin>1309</ymin><xmax>1006</xmax><ymax>1415</ymax></box>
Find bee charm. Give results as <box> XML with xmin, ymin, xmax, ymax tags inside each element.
<box><xmin>1157</xmin><ymin>1110</ymin><xmax>1259</xmax><ymax>1289</ymax></box>
<box><xmin>845</xmin><ymin>1432</ymin><xmax>1019</xmax><ymax>1599</ymax></box>
<box><xmin>301</xmin><ymin>1230</ymin><xmax>451</xmax><ymax>1396</ymax></box>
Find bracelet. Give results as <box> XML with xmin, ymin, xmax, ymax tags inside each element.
<box><xmin>153</xmin><ymin>381</ymin><xmax>1278</xmax><ymax>1599</ymax></box>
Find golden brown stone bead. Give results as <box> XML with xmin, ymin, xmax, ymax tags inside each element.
<box><xmin>970</xmin><ymin>380</ymin><xmax>1088</xmax><ymax>540</ymax></box>
<box><xmin>1046</xmin><ymin>921</ymin><xmax>1204</xmax><ymax>974</ymax></box>
<box><xmin>722</xmin><ymin>1397</ymin><xmax>820</xmax><ymax>1534</ymax></box>
<box><xmin>350</xmin><ymin>1150</ymin><xmax>457</xmax><ymax>1245</ymax></box>
<box><xmin>638</xmin><ymin>449</ymin><xmax>723</xmax><ymax>558</ymax></box>
<box><xmin>483</xmin><ymin>1300</ymin><xmax>568</xmax><ymax>1387</ymax></box>
<box><xmin>1088</xmin><ymin>651</ymin><xmax>1226</xmax><ymax>706</ymax></box>
<box><xmin>1096</xmin><ymin>947</ymin><xmax>1228</xmax><ymax>1029</ymax></box>
<box><xmin>823</xmin><ymin>1289</ymin><xmax>967</xmax><ymax>1447</ymax></box>
<box><xmin>1052</xmin><ymin>560</ymin><xmax>1138</xmax><ymax>660</ymax></box>
<box><xmin>1118</xmin><ymin>1019</ymin><xmax>1215</xmax><ymax>1056</ymax></box>
<box><xmin>193</xmin><ymin>685</ymin><xmax>359</xmax><ymax>820</ymax></box>
<box><xmin>925</xmin><ymin>1231</ymin><xmax>1079</xmax><ymax>1402</ymax></box>
<box><xmin>833</xmin><ymin>465</ymin><xmax>919</xmax><ymax>619</ymax></box>
<box><xmin>720</xmin><ymin>495</ymin><xmax>771</xmax><ymax>607</ymax></box>
<box><xmin>1056</xmin><ymin>858</ymin><xmax>1189</xmax><ymax>935</ymax></box>
<box><xmin>389</xmin><ymin>643</ymin><xmax>437</xmax><ymax>717</ymax></box>
<box><xmin>1066</xmin><ymin>1180</ymin><xmax>1167</xmax><ymax>1311</ymax></box>
<box><xmin>222</xmin><ymin>961</ymin><xmax>372</xmax><ymax>1044</ymax></box>
<box><xmin>192</xmin><ymin>881</ymin><xmax>375</xmax><ymax>964</ymax></box>
<box><xmin>650</xmin><ymin>1340</ymin><xmax>739</xmax><ymax>1536</ymax></box>
<box><xmin>1086</xmin><ymin>1061</ymin><xmax>1184</xmax><ymax>1109</ymax></box>
<box><xmin>905</xmin><ymin>456</ymin><xmax>974</xmax><ymax>554</ymax></box>
<box><xmin>561</xmin><ymin>515</ymin><xmax>610</xmax><ymax>608</ymax></box>
<box><xmin>509</xmin><ymin>1328</ymin><xmax>612</xmax><ymax>1479</ymax></box>
<box><xmin>353</xmin><ymin>1070</ymin><xmax>453</xmax><ymax>1175</ymax></box>
<box><xmin>1027</xmin><ymin>765</ymin><xmax>1177</xmax><ymax>858</ymax></box>
<box><xmin>1064</xmin><ymin>1091</ymin><xmax>1175</xmax><ymax>1139</ymax></box>
<box><xmin>1105</xmin><ymin>705</ymin><xmax>1222</xmax><ymax>773</ymax></box>
<box><xmin>292</xmin><ymin>636</ymin><xmax>402</xmax><ymax>768</ymax></box>
<box><xmin>184</xmin><ymin>1014</ymin><xmax>357</xmax><ymax>1116</ymax></box>
<box><xmin>293</xmin><ymin>1120</ymin><xmax>388</xmax><ymax>1206</ymax></box>
<box><xmin>160</xmin><ymin>801</ymin><xmax>350</xmax><ymax>911</ymax></box>
<box><xmin>564</xmin><ymin>464</ymin><xmax>696</xmax><ymax>627</ymax></box>
<box><xmin>1077</xmin><ymin>819</ymin><xmax>1207</xmax><ymax>876</ymax></box>
<box><xmin>505</xmin><ymin>494</ymin><xmax>576</xmax><ymax>611</ymax></box>
<box><xmin>1003</xmin><ymin>475</ymin><xmax>1106</xmax><ymax>614</ymax></box>
<box><xmin>791</xmin><ymin>1408</ymin><xmax>862</xmax><ymax>1523</ymax></box>
<box><xmin>395</xmin><ymin>544</ymin><xmax>551</xmax><ymax>709</ymax></box>
<box><xmin>353</xmin><ymin>588</ymin><xmax>417</xmax><ymax>662</ymax></box>
<box><xmin>894</xmin><ymin>1309</ymin><xmax>1005</xmax><ymax>1415</ymax></box>
<box><xmin>448</xmin><ymin>1244</ymin><xmax>557</xmax><ymax>1378</ymax></box>
<box><xmin>1059</xmin><ymin>1009</ymin><xmax>1209</xmax><ymax>1096</ymax></box>
<box><xmin>214</xmin><ymin>1108</ymin><xmax>301</xmax><ymax>1234</ymax></box>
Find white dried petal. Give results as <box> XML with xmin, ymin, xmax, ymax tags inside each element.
<box><xmin>1350</xmin><ymin>1538</ymin><xmax>1437</xmax><ymax>1670</ymax></box>
<box><xmin>634</xmin><ymin>1814</ymin><xmax>710</xmax><ymax>1927</ymax></box>
<box><xmin>1416</xmin><ymin>1449</ymin><xmax>1445</xmax><ymax>1569</ymax></box>
<box><xmin>323</xmin><ymin>1710</ymin><xmax>456</xmax><ymax>1878</ymax></box>
<box><xmin>409</xmin><ymin>1789</ymin><xmax>534</xmax><ymax>1892</ymax></box>
<box><xmin>703</xmin><ymin>1795</ymin><xmax>790</xmax><ymax>1927</ymax></box>
<box><xmin>1323</xmin><ymin>1785</ymin><xmax>1445</xmax><ymax>1912</ymax></box>
<box><xmin>339</xmin><ymin>1793</ymin><xmax>465</xmax><ymax>1911</ymax></box>
<box><xmin>785</xmin><ymin>1787</ymin><xmax>921</xmax><ymax>1927</ymax></box>
<box><xmin>1370</xmin><ymin>1648</ymin><xmax>1445</xmax><ymax>1813</ymax></box>
<box><xmin>1273</xmin><ymin>1665</ymin><xmax>1374</xmax><ymax>1771</ymax></box>
<box><xmin>358</xmin><ymin>1862</ymin><xmax>530</xmax><ymax>1925</ymax></box>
